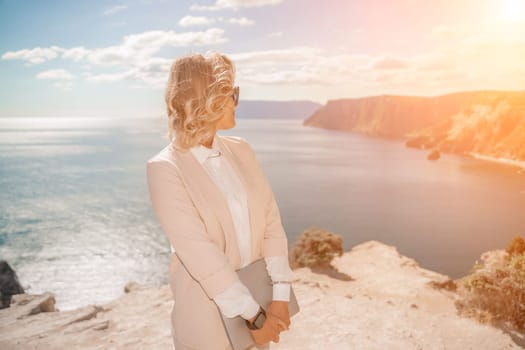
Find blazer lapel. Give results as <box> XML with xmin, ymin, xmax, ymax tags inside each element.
<box><xmin>170</xmin><ymin>141</ymin><xmax>242</xmax><ymax>270</ymax></box>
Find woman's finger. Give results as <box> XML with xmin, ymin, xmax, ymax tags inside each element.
<box><xmin>270</xmin><ymin>315</ymin><xmax>288</xmax><ymax>331</ymax></box>
<box><xmin>269</xmin><ymin>313</ymin><xmax>290</xmax><ymax>331</ymax></box>
<box><xmin>267</xmin><ymin>311</ymin><xmax>287</xmax><ymax>323</ymax></box>
<box><xmin>268</xmin><ymin>315</ymin><xmax>285</xmax><ymax>334</ymax></box>
<box><xmin>272</xmin><ymin>333</ymin><xmax>280</xmax><ymax>343</ymax></box>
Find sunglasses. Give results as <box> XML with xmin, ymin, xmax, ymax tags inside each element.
<box><xmin>231</xmin><ymin>86</ymin><xmax>240</xmax><ymax>106</ymax></box>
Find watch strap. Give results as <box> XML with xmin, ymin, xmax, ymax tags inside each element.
<box><xmin>245</xmin><ymin>306</ymin><xmax>265</xmax><ymax>330</ymax></box>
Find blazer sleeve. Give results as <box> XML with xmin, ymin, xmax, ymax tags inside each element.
<box><xmin>146</xmin><ymin>159</ymin><xmax>240</xmax><ymax>300</ymax></box>
<box><xmin>240</xmin><ymin>138</ymin><xmax>290</xmax><ymax>258</ymax></box>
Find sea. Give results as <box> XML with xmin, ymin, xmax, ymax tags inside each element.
<box><xmin>1</xmin><ymin>116</ymin><xmax>524</xmax><ymax>311</ymax></box>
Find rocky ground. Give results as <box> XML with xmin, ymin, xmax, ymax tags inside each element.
<box><xmin>1</xmin><ymin>240</ymin><xmax>523</xmax><ymax>350</ymax></box>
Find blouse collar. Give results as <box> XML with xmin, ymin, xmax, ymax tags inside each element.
<box><xmin>189</xmin><ymin>133</ymin><xmax>221</xmax><ymax>164</ymax></box>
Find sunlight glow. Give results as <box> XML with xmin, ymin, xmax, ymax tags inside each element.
<box><xmin>502</xmin><ymin>0</ymin><xmax>525</xmax><ymax>22</ymax></box>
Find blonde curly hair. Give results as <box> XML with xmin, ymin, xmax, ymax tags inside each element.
<box><xmin>164</xmin><ymin>50</ymin><xmax>236</xmax><ymax>150</ymax></box>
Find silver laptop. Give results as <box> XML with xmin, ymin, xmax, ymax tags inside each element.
<box><xmin>217</xmin><ymin>257</ymin><xmax>300</xmax><ymax>350</ymax></box>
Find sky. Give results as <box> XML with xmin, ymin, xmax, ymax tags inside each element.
<box><xmin>1</xmin><ymin>0</ymin><xmax>524</xmax><ymax>117</ymax></box>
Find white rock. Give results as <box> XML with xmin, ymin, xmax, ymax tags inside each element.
<box><xmin>0</xmin><ymin>240</ymin><xmax>521</xmax><ymax>350</ymax></box>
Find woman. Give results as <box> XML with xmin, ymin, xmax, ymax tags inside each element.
<box><xmin>146</xmin><ymin>51</ymin><xmax>294</xmax><ymax>350</ymax></box>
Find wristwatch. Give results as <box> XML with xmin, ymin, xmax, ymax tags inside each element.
<box><xmin>245</xmin><ymin>306</ymin><xmax>266</xmax><ymax>330</ymax></box>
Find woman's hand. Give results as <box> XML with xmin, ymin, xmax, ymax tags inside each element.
<box><xmin>267</xmin><ymin>300</ymin><xmax>291</xmax><ymax>331</ymax></box>
<box><xmin>248</xmin><ymin>312</ymin><xmax>287</xmax><ymax>345</ymax></box>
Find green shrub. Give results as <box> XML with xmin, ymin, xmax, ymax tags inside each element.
<box><xmin>455</xmin><ymin>235</ymin><xmax>525</xmax><ymax>332</ymax></box>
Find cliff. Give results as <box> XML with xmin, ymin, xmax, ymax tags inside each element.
<box><xmin>236</xmin><ymin>100</ymin><xmax>322</xmax><ymax>119</ymax></box>
<box><xmin>0</xmin><ymin>241</ymin><xmax>522</xmax><ymax>350</ymax></box>
<box><xmin>303</xmin><ymin>90</ymin><xmax>525</xmax><ymax>164</ymax></box>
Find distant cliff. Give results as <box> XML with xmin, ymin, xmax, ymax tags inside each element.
<box><xmin>236</xmin><ymin>100</ymin><xmax>321</xmax><ymax>119</ymax></box>
<box><xmin>303</xmin><ymin>90</ymin><xmax>525</xmax><ymax>162</ymax></box>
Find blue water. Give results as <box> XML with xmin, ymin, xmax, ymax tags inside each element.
<box><xmin>1</xmin><ymin>116</ymin><xmax>524</xmax><ymax>311</ymax></box>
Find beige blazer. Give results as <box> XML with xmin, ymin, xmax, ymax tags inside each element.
<box><xmin>146</xmin><ymin>135</ymin><xmax>289</xmax><ymax>349</ymax></box>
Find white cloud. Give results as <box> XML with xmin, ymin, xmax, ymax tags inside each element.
<box><xmin>412</xmin><ymin>53</ymin><xmax>454</xmax><ymax>71</ymax></box>
<box><xmin>86</xmin><ymin>70</ymin><xmax>138</xmax><ymax>82</ymax></box>
<box><xmin>77</xmin><ymin>46</ymin><xmax>374</xmax><ymax>88</ymax></box>
<box><xmin>230</xmin><ymin>47</ymin><xmax>324</xmax><ymax>64</ymax></box>
<box><xmin>36</xmin><ymin>69</ymin><xmax>74</xmax><ymax>80</ymax></box>
<box><xmin>2</xmin><ymin>28</ymin><xmax>228</xmax><ymax>67</ymax></box>
<box><xmin>106</xmin><ymin>28</ymin><xmax>226</xmax><ymax>59</ymax></box>
<box><xmin>371</xmin><ymin>56</ymin><xmax>409</xmax><ymax>70</ymax></box>
<box><xmin>6</xmin><ymin>20</ymin><xmax>524</xmax><ymax>95</ymax></box>
<box><xmin>225</xmin><ymin>16</ymin><xmax>255</xmax><ymax>26</ymax></box>
<box><xmin>35</xmin><ymin>69</ymin><xmax>75</xmax><ymax>91</ymax></box>
<box><xmin>179</xmin><ymin>15</ymin><xmax>216</xmax><ymax>27</ymax></box>
<box><xmin>191</xmin><ymin>0</ymin><xmax>282</xmax><ymax>11</ymax></box>
<box><xmin>228</xmin><ymin>47</ymin><xmax>374</xmax><ymax>86</ymax></box>
<box><xmin>268</xmin><ymin>31</ymin><xmax>282</xmax><ymax>37</ymax></box>
<box><xmin>242</xmin><ymin>70</ymin><xmax>331</xmax><ymax>86</ymax></box>
<box><xmin>180</xmin><ymin>15</ymin><xmax>255</xmax><ymax>26</ymax></box>
<box><xmin>62</xmin><ymin>47</ymin><xmax>91</xmax><ymax>62</ymax></box>
<box><xmin>431</xmin><ymin>24</ymin><xmax>462</xmax><ymax>40</ymax></box>
<box><xmin>102</xmin><ymin>5</ymin><xmax>128</xmax><ymax>16</ymax></box>
<box><xmin>85</xmin><ymin>56</ymin><xmax>174</xmax><ymax>88</ymax></box>
<box><xmin>1</xmin><ymin>46</ymin><xmax>63</xmax><ymax>64</ymax></box>
<box><xmin>51</xmin><ymin>81</ymin><xmax>73</xmax><ymax>91</ymax></box>
<box><xmin>1</xmin><ymin>28</ymin><xmax>228</xmax><ymax>90</ymax></box>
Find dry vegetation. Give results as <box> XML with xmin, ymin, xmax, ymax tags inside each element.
<box><xmin>288</xmin><ymin>226</ymin><xmax>344</xmax><ymax>269</ymax></box>
<box><xmin>288</xmin><ymin>227</ymin><xmax>353</xmax><ymax>281</ymax></box>
<box><xmin>455</xmin><ymin>235</ymin><xmax>525</xmax><ymax>332</ymax></box>
<box><xmin>288</xmin><ymin>227</ymin><xmax>525</xmax><ymax>334</ymax></box>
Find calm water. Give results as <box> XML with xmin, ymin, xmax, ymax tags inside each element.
<box><xmin>0</xmin><ymin>116</ymin><xmax>524</xmax><ymax>311</ymax></box>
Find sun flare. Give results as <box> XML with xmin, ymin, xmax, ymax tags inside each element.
<box><xmin>502</xmin><ymin>0</ymin><xmax>525</xmax><ymax>22</ymax></box>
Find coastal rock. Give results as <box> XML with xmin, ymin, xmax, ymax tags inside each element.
<box><xmin>4</xmin><ymin>292</ymin><xmax>57</xmax><ymax>321</ymax></box>
<box><xmin>427</xmin><ymin>149</ymin><xmax>440</xmax><ymax>160</ymax></box>
<box><xmin>0</xmin><ymin>240</ymin><xmax>522</xmax><ymax>350</ymax></box>
<box><xmin>304</xmin><ymin>90</ymin><xmax>525</xmax><ymax>166</ymax></box>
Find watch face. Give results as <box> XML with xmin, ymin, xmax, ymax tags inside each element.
<box><xmin>254</xmin><ymin>312</ymin><xmax>266</xmax><ymax>329</ymax></box>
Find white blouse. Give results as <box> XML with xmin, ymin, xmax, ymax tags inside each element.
<box><xmin>170</xmin><ymin>133</ymin><xmax>293</xmax><ymax>320</ymax></box>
